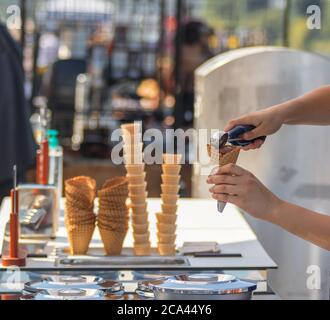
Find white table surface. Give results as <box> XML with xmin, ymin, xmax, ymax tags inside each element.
<box><xmin>0</xmin><ymin>198</ymin><xmax>277</xmax><ymax>270</ymax></box>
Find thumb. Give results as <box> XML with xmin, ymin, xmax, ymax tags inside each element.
<box><xmin>224</xmin><ymin>116</ymin><xmax>253</xmax><ymax>132</ymax></box>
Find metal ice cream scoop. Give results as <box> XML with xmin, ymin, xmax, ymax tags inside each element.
<box><xmin>210</xmin><ymin>125</ymin><xmax>266</xmax><ymax>213</ymax></box>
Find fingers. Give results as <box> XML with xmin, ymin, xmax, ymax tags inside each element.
<box><xmin>224</xmin><ymin>116</ymin><xmax>253</xmax><ymax>132</ymax></box>
<box><xmin>241</xmin><ymin>139</ymin><xmax>265</xmax><ymax>151</ymax></box>
<box><xmin>243</xmin><ymin>125</ymin><xmax>266</xmax><ymax>141</ymax></box>
<box><xmin>210</xmin><ymin>184</ymin><xmax>239</xmax><ymax>195</ymax></box>
<box><xmin>210</xmin><ymin>164</ymin><xmax>246</xmax><ymax>177</ymax></box>
<box><xmin>207</xmin><ymin>174</ymin><xmax>239</xmax><ymax>185</ymax></box>
<box><xmin>212</xmin><ymin>193</ymin><xmax>238</xmax><ymax>205</ymax></box>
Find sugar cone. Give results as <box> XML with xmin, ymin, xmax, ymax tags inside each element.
<box><xmin>99</xmin><ymin>228</ymin><xmax>127</xmax><ymax>256</ymax></box>
<box><xmin>123</xmin><ymin>143</ymin><xmax>144</xmax><ymax>155</ymax></box>
<box><xmin>66</xmin><ymin>223</ymin><xmax>95</xmax><ymax>255</ymax></box>
<box><xmin>121</xmin><ymin>123</ymin><xmax>142</xmax><ymax>135</ymax></box>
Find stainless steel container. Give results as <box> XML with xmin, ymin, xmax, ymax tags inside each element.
<box><xmin>24</xmin><ymin>275</ymin><xmax>124</xmax><ymax>297</ymax></box>
<box><xmin>148</xmin><ymin>274</ymin><xmax>256</xmax><ymax>300</ymax></box>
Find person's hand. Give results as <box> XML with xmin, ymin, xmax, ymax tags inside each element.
<box><xmin>224</xmin><ymin>106</ymin><xmax>284</xmax><ymax>151</ymax></box>
<box><xmin>207</xmin><ymin>164</ymin><xmax>282</xmax><ymax>221</ymax></box>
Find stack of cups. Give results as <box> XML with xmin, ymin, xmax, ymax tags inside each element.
<box><xmin>157</xmin><ymin>154</ymin><xmax>182</xmax><ymax>256</ymax></box>
<box><xmin>97</xmin><ymin>177</ymin><xmax>129</xmax><ymax>256</ymax></box>
<box><xmin>64</xmin><ymin>176</ymin><xmax>96</xmax><ymax>255</ymax></box>
<box><xmin>121</xmin><ymin>122</ymin><xmax>151</xmax><ymax>256</ymax></box>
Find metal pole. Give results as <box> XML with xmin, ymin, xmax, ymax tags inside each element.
<box><xmin>174</xmin><ymin>0</ymin><xmax>184</xmax><ymax>129</ymax></box>
<box><xmin>158</xmin><ymin>0</ymin><xmax>165</xmax><ymax>96</ymax></box>
<box><xmin>283</xmin><ymin>0</ymin><xmax>292</xmax><ymax>47</ymax></box>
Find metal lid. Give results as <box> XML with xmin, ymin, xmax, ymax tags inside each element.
<box><xmin>24</xmin><ymin>275</ymin><xmax>124</xmax><ymax>294</ymax></box>
<box><xmin>148</xmin><ymin>274</ymin><xmax>257</xmax><ymax>296</ymax></box>
<box><xmin>21</xmin><ymin>289</ymin><xmax>105</xmax><ymax>300</ymax></box>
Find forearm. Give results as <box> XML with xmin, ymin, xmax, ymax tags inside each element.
<box><xmin>275</xmin><ymin>86</ymin><xmax>330</xmax><ymax>125</ymax></box>
<box><xmin>269</xmin><ymin>201</ymin><xmax>330</xmax><ymax>251</ymax></box>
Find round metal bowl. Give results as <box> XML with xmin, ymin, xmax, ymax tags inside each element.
<box><xmin>148</xmin><ymin>274</ymin><xmax>257</xmax><ymax>300</ymax></box>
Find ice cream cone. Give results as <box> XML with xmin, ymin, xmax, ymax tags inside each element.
<box><xmin>163</xmin><ymin>154</ymin><xmax>182</xmax><ymax>165</ymax></box>
<box><xmin>157</xmin><ymin>233</ymin><xmax>176</xmax><ymax>244</ymax></box>
<box><xmin>98</xmin><ymin>228</ymin><xmax>127</xmax><ymax>256</ymax></box>
<box><xmin>161</xmin><ymin>204</ymin><xmax>178</xmax><ymax>215</ymax></box>
<box><xmin>132</xmin><ymin>223</ymin><xmax>149</xmax><ymax>234</ymax></box>
<box><xmin>134</xmin><ymin>243</ymin><xmax>151</xmax><ymax>256</ymax></box>
<box><xmin>161</xmin><ymin>175</ymin><xmax>181</xmax><ymax>185</ymax></box>
<box><xmin>66</xmin><ymin>223</ymin><xmax>95</xmax><ymax>255</ymax></box>
<box><xmin>156</xmin><ymin>213</ymin><xmax>177</xmax><ymax>224</ymax></box>
<box><xmin>125</xmin><ymin>164</ymin><xmax>145</xmax><ymax>175</ymax></box>
<box><xmin>161</xmin><ymin>194</ymin><xmax>179</xmax><ymax>205</ymax></box>
<box><xmin>157</xmin><ymin>223</ymin><xmax>176</xmax><ymax>234</ymax></box>
<box><xmin>162</xmin><ymin>165</ymin><xmax>181</xmax><ymax>175</ymax></box>
<box><xmin>161</xmin><ymin>184</ymin><xmax>180</xmax><ymax>195</ymax></box>
<box><xmin>158</xmin><ymin>243</ymin><xmax>176</xmax><ymax>256</ymax></box>
<box><xmin>132</xmin><ymin>213</ymin><xmax>148</xmax><ymax>224</ymax></box>
<box><xmin>126</xmin><ymin>173</ymin><xmax>146</xmax><ymax>185</ymax></box>
<box><xmin>207</xmin><ymin>144</ymin><xmax>241</xmax><ymax>167</ymax></box>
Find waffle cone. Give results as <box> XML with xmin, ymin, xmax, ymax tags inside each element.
<box><xmin>207</xmin><ymin>144</ymin><xmax>240</xmax><ymax>166</ymax></box>
<box><xmin>99</xmin><ymin>228</ymin><xmax>127</xmax><ymax>256</ymax></box>
<box><xmin>66</xmin><ymin>223</ymin><xmax>95</xmax><ymax>255</ymax></box>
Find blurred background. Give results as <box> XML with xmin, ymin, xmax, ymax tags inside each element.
<box><xmin>0</xmin><ymin>0</ymin><xmax>329</xmax><ymax>198</ymax></box>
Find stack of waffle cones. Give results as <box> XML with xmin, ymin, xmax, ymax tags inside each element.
<box><xmin>157</xmin><ymin>154</ymin><xmax>182</xmax><ymax>256</ymax></box>
<box><xmin>97</xmin><ymin>177</ymin><xmax>129</xmax><ymax>256</ymax></box>
<box><xmin>121</xmin><ymin>122</ymin><xmax>151</xmax><ymax>256</ymax></box>
<box><xmin>64</xmin><ymin>176</ymin><xmax>96</xmax><ymax>255</ymax></box>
